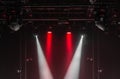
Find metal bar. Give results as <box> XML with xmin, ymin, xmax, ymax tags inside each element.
<box><xmin>69</xmin><ymin>18</ymin><xmax>94</xmax><ymax>21</ymax></box>
<box><xmin>0</xmin><ymin>18</ymin><xmax>94</xmax><ymax>21</ymax></box>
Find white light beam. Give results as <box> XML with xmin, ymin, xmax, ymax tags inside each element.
<box><xmin>64</xmin><ymin>35</ymin><xmax>84</xmax><ymax>79</ymax></box>
<box><xmin>35</xmin><ymin>36</ymin><xmax>53</xmax><ymax>79</ymax></box>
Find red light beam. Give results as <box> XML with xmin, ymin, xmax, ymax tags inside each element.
<box><xmin>66</xmin><ymin>32</ymin><xmax>73</xmax><ymax>67</ymax></box>
<box><xmin>46</xmin><ymin>31</ymin><xmax>52</xmax><ymax>66</ymax></box>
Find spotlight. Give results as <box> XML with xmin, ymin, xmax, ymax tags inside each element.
<box><xmin>35</xmin><ymin>36</ymin><xmax>53</xmax><ymax>79</ymax></box>
<box><xmin>64</xmin><ymin>35</ymin><xmax>84</xmax><ymax>79</ymax></box>
<box><xmin>66</xmin><ymin>30</ymin><xmax>72</xmax><ymax>69</ymax></box>
<box><xmin>9</xmin><ymin>22</ymin><xmax>22</xmax><ymax>31</ymax></box>
<box><xmin>33</xmin><ymin>33</ymin><xmax>38</xmax><ymax>38</ymax></box>
<box><xmin>35</xmin><ymin>34</ymin><xmax>38</xmax><ymax>37</ymax></box>
<box><xmin>95</xmin><ymin>21</ymin><xmax>105</xmax><ymax>31</ymax></box>
<box><xmin>46</xmin><ymin>30</ymin><xmax>52</xmax><ymax>66</ymax></box>
<box><xmin>67</xmin><ymin>32</ymin><xmax>71</xmax><ymax>34</ymax></box>
<box><xmin>48</xmin><ymin>31</ymin><xmax>52</xmax><ymax>34</ymax></box>
<box><xmin>66</xmin><ymin>26</ymin><xmax>72</xmax><ymax>34</ymax></box>
<box><xmin>47</xmin><ymin>26</ymin><xmax>53</xmax><ymax>34</ymax></box>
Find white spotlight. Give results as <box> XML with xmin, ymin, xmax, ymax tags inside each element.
<box><xmin>9</xmin><ymin>22</ymin><xmax>22</xmax><ymax>31</ymax></box>
<box><xmin>34</xmin><ymin>34</ymin><xmax>38</xmax><ymax>38</ymax></box>
<box><xmin>35</xmin><ymin>36</ymin><xmax>53</xmax><ymax>79</ymax></box>
<box><xmin>95</xmin><ymin>21</ymin><xmax>105</xmax><ymax>31</ymax></box>
<box><xmin>64</xmin><ymin>35</ymin><xmax>84</xmax><ymax>79</ymax></box>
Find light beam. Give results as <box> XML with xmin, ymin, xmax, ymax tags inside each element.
<box><xmin>35</xmin><ymin>36</ymin><xmax>53</xmax><ymax>79</ymax></box>
<box><xmin>66</xmin><ymin>31</ymin><xmax>72</xmax><ymax>67</ymax></box>
<box><xmin>46</xmin><ymin>31</ymin><xmax>52</xmax><ymax>65</ymax></box>
<box><xmin>64</xmin><ymin>35</ymin><xmax>84</xmax><ymax>79</ymax></box>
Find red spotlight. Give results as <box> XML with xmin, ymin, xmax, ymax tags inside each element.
<box><xmin>48</xmin><ymin>31</ymin><xmax>52</xmax><ymax>34</ymax></box>
<box><xmin>46</xmin><ymin>31</ymin><xmax>52</xmax><ymax>66</ymax></box>
<box><xmin>67</xmin><ymin>31</ymin><xmax>71</xmax><ymax>34</ymax></box>
<box><xmin>66</xmin><ymin>31</ymin><xmax>72</xmax><ymax>67</ymax></box>
<box><xmin>66</xmin><ymin>32</ymin><xmax>72</xmax><ymax>53</ymax></box>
